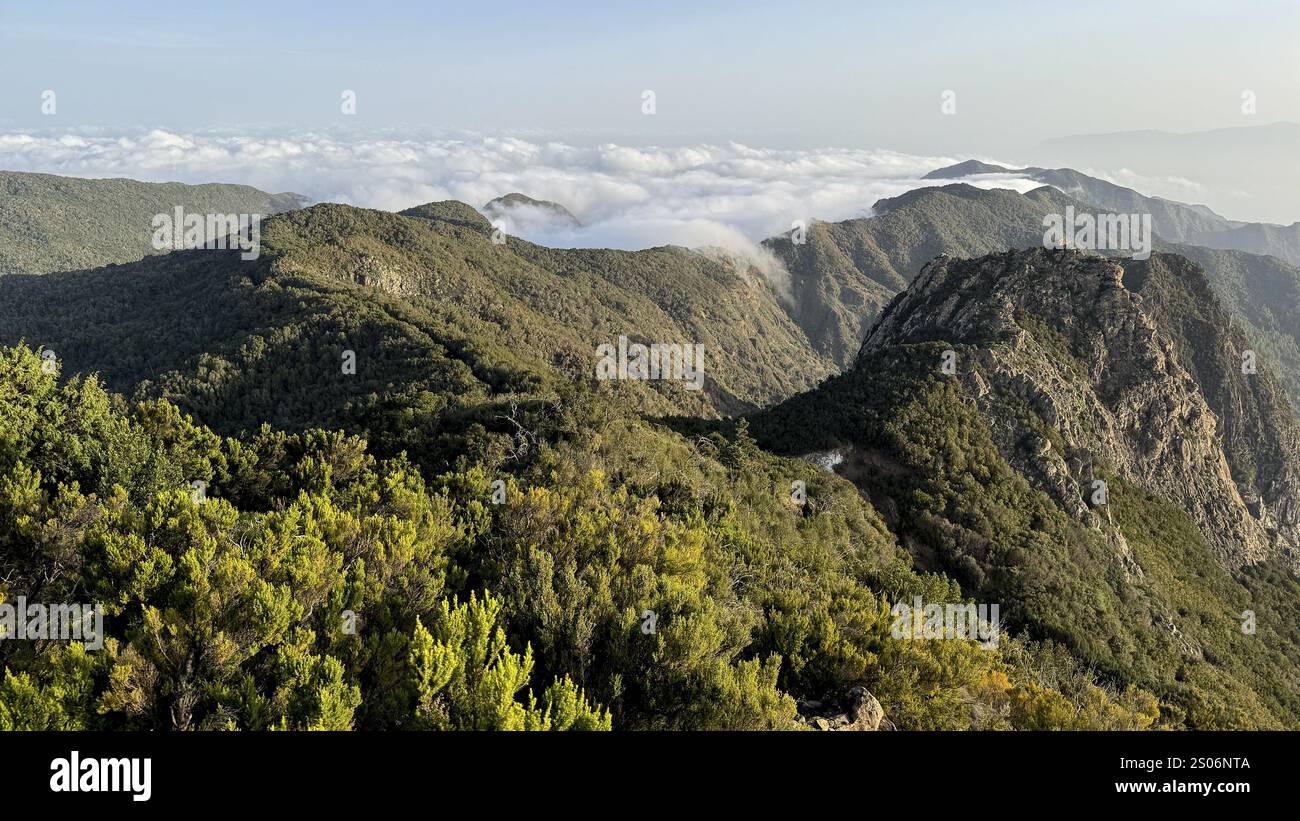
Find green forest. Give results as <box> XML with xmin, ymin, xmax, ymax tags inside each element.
<box><xmin>2</xmin><ymin>176</ymin><xmax>1299</xmax><ymax>732</ymax></box>
<box><xmin>0</xmin><ymin>345</ymin><xmax>1164</xmax><ymax>730</ymax></box>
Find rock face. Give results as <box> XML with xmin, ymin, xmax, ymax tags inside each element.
<box><xmin>761</xmin><ymin>182</ymin><xmax>1300</xmax><ymax>415</ymax></box>
<box><xmin>749</xmin><ymin>245</ymin><xmax>1300</xmax><ymax>722</ymax></box>
<box><xmin>858</xmin><ymin>247</ymin><xmax>1300</xmax><ymax>569</ymax></box>
<box><xmin>761</xmin><ymin>184</ymin><xmax>1069</xmax><ymax>369</ymax></box>
<box><xmin>796</xmin><ymin>687</ymin><xmax>891</xmax><ymax>731</ymax></box>
<box><xmin>1119</xmin><ymin>253</ymin><xmax>1300</xmax><ymax>565</ymax></box>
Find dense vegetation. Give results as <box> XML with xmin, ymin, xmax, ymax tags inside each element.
<box><xmin>0</xmin><ymin>202</ymin><xmax>833</xmax><ymax>423</ymax></box>
<box><xmin>750</xmin><ymin>334</ymin><xmax>1300</xmax><ymax>728</ymax></box>
<box><xmin>0</xmin><ymin>346</ymin><xmax>1161</xmax><ymax>730</ymax></box>
<box><xmin>0</xmin><ymin>171</ymin><xmax>304</xmax><ymax>276</ymax></box>
<box><xmin>2</xmin><ymin>182</ymin><xmax>1297</xmax><ymax>732</ymax></box>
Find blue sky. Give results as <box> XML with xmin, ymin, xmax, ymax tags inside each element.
<box><xmin>3</xmin><ymin>0</ymin><xmax>1299</xmax><ymax>153</ymax></box>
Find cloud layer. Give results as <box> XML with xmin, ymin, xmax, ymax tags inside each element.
<box><xmin>0</xmin><ymin>129</ymin><xmax>1045</xmax><ymax>255</ymax></box>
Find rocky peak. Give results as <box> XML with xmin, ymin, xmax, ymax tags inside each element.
<box><xmin>859</xmin><ymin>247</ymin><xmax>1300</xmax><ymax>569</ymax></box>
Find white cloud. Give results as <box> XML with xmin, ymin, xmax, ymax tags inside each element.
<box><xmin>0</xmin><ymin>128</ymin><xmax>1041</xmax><ymax>237</ymax></box>
<box><xmin>0</xmin><ymin>128</ymin><xmax>1042</xmax><ymax>297</ymax></box>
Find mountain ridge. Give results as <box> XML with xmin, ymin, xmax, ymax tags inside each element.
<box><xmin>924</xmin><ymin>159</ymin><xmax>1300</xmax><ymax>266</ymax></box>
<box><xmin>751</xmin><ymin>246</ymin><xmax>1300</xmax><ymax>726</ymax></box>
<box><xmin>0</xmin><ymin>170</ymin><xmax>306</xmax><ymax>275</ymax></box>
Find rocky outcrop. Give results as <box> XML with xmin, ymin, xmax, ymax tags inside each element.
<box><xmin>858</xmin><ymin>247</ymin><xmax>1300</xmax><ymax>569</ymax></box>
<box><xmin>1119</xmin><ymin>252</ymin><xmax>1300</xmax><ymax>566</ymax></box>
<box><xmin>796</xmin><ymin>687</ymin><xmax>892</xmax><ymax>731</ymax></box>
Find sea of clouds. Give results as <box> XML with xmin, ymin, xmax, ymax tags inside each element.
<box><xmin>0</xmin><ymin>129</ymin><xmax>1046</xmax><ymax>258</ymax></box>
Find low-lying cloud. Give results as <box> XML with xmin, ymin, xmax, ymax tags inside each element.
<box><xmin>0</xmin><ymin>129</ymin><xmax>1041</xmax><ymax>297</ymax></box>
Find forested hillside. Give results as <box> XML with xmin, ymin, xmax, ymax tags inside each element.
<box><xmin>0</xmin><ymin>171</ymin><xmax>304</xmax><ymax>275</ymax></box>
<box><xmin>750</xmin><ymin>248</ymin><xmax>1300</xmax><ymax>728</ymax></box>
<box><xmin>0</xmin><ymin>201</ymin><xmax>833</xmax><ymax>430</ymax></box>
<box><xmin>2</xmin><ymin>176</ymin><xmax>1298</xmax><ymax>732</ymax></box>
<box><xmin>0</xmin><ymin>345</ymin><xmax>1161</xmax><ymax>730</ymax></box>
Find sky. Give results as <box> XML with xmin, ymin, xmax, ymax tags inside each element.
<box><xmin>3</xmin><ymin>0</ymin><xmax>1298</xmax><ymax>152</ymax></box>
<box><xmin>1</xmin><ymin>1</ymin><xmax>1298</xmax><ymax>236</ymax></box>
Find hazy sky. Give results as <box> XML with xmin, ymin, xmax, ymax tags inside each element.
<box><xmin>3</xmin><ymin>0</ymin><xmax>1299</xmax><ymax>154</ymax></box>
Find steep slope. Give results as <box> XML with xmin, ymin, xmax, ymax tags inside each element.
<box><xmin>267</xmin><ymin>202</ymin><xmax>831</xmax><ymax>414</ymax></box>
<box><xmin>855</xmin><ymin>249</ymin><xmax>1300</xmax><ymax>567</ymax></box>
<box><xmin>0</xmin><ymin>170</ymin><xmax>305</xmax><ymax>275</ymax></box>
<box><xmin>1169</xmin><ymin>244</ymin><xmax>1300</xmax><ymax>405</ymax></box>
<box><xmin>751</xmin><ymin>247</ymin><xmax>1300</xmax><ymax>727</ymax></box>
<box><xmin>762</xmin><ymin>184</ymin><xmax>1075</xmax><ymax>366</ymax></box>
<box><xmin>0</xmin><ymin>200</ymin><xmax>834</xmax><ymax>452</ymax></box>
<box><xmin>764</xmin><ymin>183</ymin><xmax>1300</xmax><ymax>414</ymax></box>
<box><xmin>1117</xmin><ymin>253</ymin><xmax>1300</xmax><ymax>558</ymax></box>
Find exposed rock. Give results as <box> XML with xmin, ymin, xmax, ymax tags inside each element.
<box><xmin>857</xmin><ymin>247</ymin><xmax>1300</xmax><ymax>571</ymax></box>
<box><xmin>798</xmin><ymin>448</ymin><xmax>846</xmax><ymax>472</ymax></box>
<box><xmin>797</xmin><ymin>686</ymin><xmax>887</xmax><ymax>731</ymax></box>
